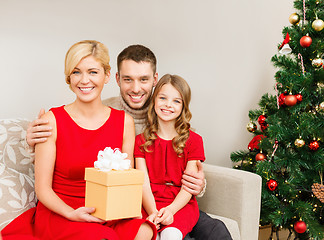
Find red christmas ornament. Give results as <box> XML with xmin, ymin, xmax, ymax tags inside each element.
<box><xmin>267</xmin><ymin>179</ymin><xmax>278</xmax><ymax>191</ymax></box>
<box><xmin>279</xmin><ymin>93</ymin><xmax>286</xmax><ymax>106</ymax></box>
<box><xmin>294</xmin><ymin>220</ymin><xmax>307</xmax><ymax>234</ymax></box>
<box><xmin>300</xmin><ymin>35</ymin><xmax>312</xmax><ymax>48</ymax></box>
<box><xmin>260</xmin><ymin>124</ymin><xmax>268</xmax><ymax>132</ymax></box>
<box><xmin>248</xmin><ymin>135</ymin><xmax>266</xmax><ymax>151</ymax></box>
<box><xmin>284</xmin><ymin>94</ymin><xmax>297</xmax><ymax>106</ymax></box>
<box><xmin>295</xmin><ymin>93</ymin><xmax>303</xmax><ymax>103</ymax></box>
<box><xmin>258</xmin><ymin>115</ymin><xmax>266</xmax><ymax>125</ymax></box>
<box><xmin>255</xmin><ymin>153</ymin><xmax>266</xmax><ymax>161</ymax></box>
<box><xmin>309</xmin><ymin>140</ymin><xmax>320</xmax><ymax>151</ymax></box>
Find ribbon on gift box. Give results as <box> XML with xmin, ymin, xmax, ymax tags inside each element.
<box><xmin>94</xmin><ymin>147</ymin><xmax>131</xmax><ymax>171</ymax></box>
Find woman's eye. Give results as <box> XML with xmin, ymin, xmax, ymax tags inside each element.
<box><xmin>72</xmin><ymin>71</ymin><xmax>80</xmax><ymax>75</ymax></box>
<box><xmin>90</xmin><ymin>71</ymin><xmax>98</xmax><ymax>74</ymax></box>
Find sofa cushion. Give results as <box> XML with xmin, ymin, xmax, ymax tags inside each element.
<box><xmin>0</xmin><ymin>119</ymin><xmax>37</xmax><ymax>230</ymax></box>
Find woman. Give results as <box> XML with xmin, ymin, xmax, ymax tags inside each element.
<box><xmin>2</xmin><ymin>40</ymin><xmax>156</xmax><ymax>240</ymax></box>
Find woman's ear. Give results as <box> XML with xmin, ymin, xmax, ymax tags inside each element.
<box><xmin>105</xmin><ymin>71</ymin><xmax>111</xmax><ymax>84</ymax></box>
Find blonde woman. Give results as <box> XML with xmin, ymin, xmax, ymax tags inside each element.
<box><xmin>2</xmin><ymin>40</ymin><xmax>156</xmax><ymax>240</ymax></box>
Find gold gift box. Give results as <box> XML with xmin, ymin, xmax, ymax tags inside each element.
<box><xmin>85</xmin><ymin>167</ymin><xmax>144</xmax><ymax>221</ymax></box>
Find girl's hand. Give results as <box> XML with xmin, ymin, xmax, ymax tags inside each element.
<box><xmin>147</xmin><ymin>212</ymin><xmax>160</xmax><ymax>230</ymax></box>
<box><xmin>155</xmin><ymin>207</ymin><xmax>174</xmax><ymax>226</ymax></box>
<box><xmin>66</xmin><ymin>207</ymin><xmax>105</xmax><ymax>223</ymax></box>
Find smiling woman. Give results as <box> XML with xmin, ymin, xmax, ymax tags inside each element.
<box><xmin>1</xmin><ymin>40</ymin><xmax>157</xmax><ymax>240</ymax></box>
<box><xmin>68</xmin><ymin>56</ymin><xmax>110</xmax><ymax>105</ymax></box>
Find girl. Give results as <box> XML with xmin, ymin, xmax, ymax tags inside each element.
<box><xmin>135</xmin><ymin>74</ymin><xmax>205</xmax><ymax>240</ymax></box>
<box><xmin>2</xmin><ymin>40</ymin><xmax>156</xmax><ymax>240</ymax></box>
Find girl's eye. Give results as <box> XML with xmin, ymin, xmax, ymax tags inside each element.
<box><xmin>159</xmin><ymin>97</ymin><xmax>166</xmax><ymax>100</ymax></box>
<box><xmin>174</xmin><ymin>100</ymin><xmax>181</xmax><ymax>104</ymax></box>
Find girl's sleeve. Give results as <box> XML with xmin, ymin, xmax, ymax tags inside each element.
<box><xmin>134</xmin><ymin>134</ymin><xmax>145</xmax><ymax>158</ymax></box>
<box><xmin>187</xmin><ymin>132</ymin><xmax>206</xmax><ymax>162</ymax></box>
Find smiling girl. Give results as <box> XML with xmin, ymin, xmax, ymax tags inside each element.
<box><xmin>135</xmin><ymin>74</ymin><xmax>205</xmax><ymax>240</ymax></box>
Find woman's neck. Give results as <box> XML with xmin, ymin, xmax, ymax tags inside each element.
<box><xmin>65</xmin><ymin>99</ymin><xmax>109</xmax><ymax>130</ymax></box>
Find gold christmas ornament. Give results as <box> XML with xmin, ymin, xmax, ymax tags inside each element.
<box><xmin>289</xmin><ymin>13</ymin><xmax>300</xmax><ymax>25</ymax></box>
<box><xmin>317</xmin><ymin>82</ymin><xmax>324</xmax><ymax>89</ymax></box>
<box><xmin>319</xmin><ymin>102</ymin><xmax>324</xmax><ymax>111</ymax></box>
<box><xmin>312</xmin><ymin>19</ymin><xmax>324</xmax><ymax>32</ymax></box>
<box><xmin>294</xmin><ymin>138</ymin><xmax>305</xmax><ymax>148</ymax></box>
<box><xmin>311</xmin><ymin>183</ymin><xmax>324</xmax><ymax>203</ymax></box>
<box><xmin>246</xmin><ymin>122</ymin><xmax>257</xmax><ymax>132</ymax></box>
<box><xmin>312</xmin><ymin>58</ymin><xmax>324</xmax><ymax>68</ymax></box>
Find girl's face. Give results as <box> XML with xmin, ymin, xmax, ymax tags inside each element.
<box><xmin>154</xmin><ymin>83</ymin><xmax>183</xmax><ymax>124</ymax></box>
<box><xmin>69</xmin><ymin>55</ymin><xmax>110</xmax><ymax>103</ymax></box>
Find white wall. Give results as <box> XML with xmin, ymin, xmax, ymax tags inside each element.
<box><xmin>0</xmin><ymin>0</ymin><xmax>294</xmax><ymax>167</ymax></box>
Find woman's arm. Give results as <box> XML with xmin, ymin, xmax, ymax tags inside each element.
<box><xmin>122</xmin><ymin>113</ymin><xmax>135</xmax><ymax>168</ymax></box>
<box><xmin>34</xmin><ymin>111</ymin><xmax>103</xmax><ymax>222</ymax></box>
<box><xmin>156</xmin><ymin>160</ymin><xmax>198</xmax><ymax>225</ymax></box>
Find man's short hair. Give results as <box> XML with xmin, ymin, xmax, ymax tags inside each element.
<box><xmin>117</xmin><ymin>45</ymin><xmax>157</xmax><ymax>73</ymax></box>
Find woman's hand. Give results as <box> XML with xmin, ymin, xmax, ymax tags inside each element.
<box><xmin>155</xmin><ymin>207</ymin><xmax>174</xmax><ymax>226</ymax></box>
<box><xmin>66</xmin><ymin>207</ymin><xmax>105</xmax><ymax>223</ymax></box>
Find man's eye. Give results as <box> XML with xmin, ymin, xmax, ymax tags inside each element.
<box><xmin>124</xmin><ymin>78</ymin><xmax>131</xmax><ymax>82</ymax></box>
<box><xmin>141</xmin><ymin>78</ymin><xmax>148</xmax><ymax>82</ymax></box>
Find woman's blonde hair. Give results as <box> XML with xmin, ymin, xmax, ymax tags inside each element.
<box><xmin>142</xmin><ymin>74</ymin><xmax>192</xmax><ymax>155</ymax></box>
<box><xmin>64</xmin><ymin>40</ymin><xmax>111</xmax><ymax>85</ymax></box>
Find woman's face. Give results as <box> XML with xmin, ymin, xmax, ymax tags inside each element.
<box><xmin>154</xmin><ymin>83</ymin><xmax>183</xmax><ymax>124</ymax></box>
<box><xmin>69</xmin><ymin>56</ymin><xmax>110</xmax><ymax>103</ymax></box>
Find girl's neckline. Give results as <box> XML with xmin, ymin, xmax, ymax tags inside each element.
<box><xmin>62</xmin><ymin>105</ymin><xmax>112</xmax><ymax>131</ymax></box>
<box><xmin>155</xmin><ymin>133</ymin><xmax>173</xmax><ymax>142</ymax></box>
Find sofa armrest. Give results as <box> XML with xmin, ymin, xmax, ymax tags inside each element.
<box><xmin>197</xmin><ymin>163</ymin><xmax>262</xmax><ymax>240</ymax></box>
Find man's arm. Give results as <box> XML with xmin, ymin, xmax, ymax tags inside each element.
<box><xmin>26</xmin><ymin>109</ymin><xmax>52</xmax><ymax>150</ymax></box>
<box><xmin>181</xmin><ymin>160</ymin><xmax>206</xmax><ymax>197</ymax></box>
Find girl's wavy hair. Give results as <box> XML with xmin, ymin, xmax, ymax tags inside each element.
<box><xmin>142</xmin><ymin>74</ymin><xmax>192</xmax><ymax>155</ymax></box>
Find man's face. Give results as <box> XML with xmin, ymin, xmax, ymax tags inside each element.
<box><xmin>116</xmin><ymin>60</ymin><xmax>158</xmax><ymax>110</ymax></box>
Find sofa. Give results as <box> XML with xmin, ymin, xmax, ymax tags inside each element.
<box><xmin>0</xmin><ymin>118</ymin><xmax>262</xmax><ymax>240</ymax></box>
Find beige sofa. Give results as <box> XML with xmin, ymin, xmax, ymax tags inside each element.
<box><xmin>0</xmin><ymin>118</ymin><xmax>262</xmax><ymax>240</ymax></box>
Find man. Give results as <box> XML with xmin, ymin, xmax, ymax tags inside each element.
<box><xmin>26</xmin><ymin>44</ymin><xmax>232</xmax><ymax>240</ymax></box>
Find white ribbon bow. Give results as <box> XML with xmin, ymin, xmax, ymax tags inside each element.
<box><xmin>94</xmin><ymin>147</ymin><xmax>131</xmax><ymax>171</ymax></box>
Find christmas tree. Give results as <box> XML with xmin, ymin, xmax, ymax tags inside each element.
<box><xmin>231</xmin><ymin>0</ymin><xmax>324</xmax><ymax>239</ymax></box>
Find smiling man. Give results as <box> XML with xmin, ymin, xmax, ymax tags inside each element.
<box><xmin>26</xmin><ymin>44</ymin><xmax>232</xmax><ymax>240</ymax></box>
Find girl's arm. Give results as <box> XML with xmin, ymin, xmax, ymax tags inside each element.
<box><xmin>34</xmin><ymin>111</ymin><xmax>103</xmax><ymax>222</ymax></box>
<box><xmin>135</xmin><ymin>157</ymin><xmax>159</xmax><ymax>223</ymax></box>
<box><xmin>156</xmin><ymin>160</ymin><xmax>198</xmax><ymax>225</ymax></box>
<box><xmin>122</xmin><ymin>113</ymin><xmax>135</xmax><ymax>167</ymax></box>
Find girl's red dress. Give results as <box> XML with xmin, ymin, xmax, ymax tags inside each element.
<box><xmin>2</xmin><ymin>106</ymin><xmax>156</xmax><ymax>240</ymax></box>
<box><xmin>134</xmin><ymin>131</ymin><xmax>205</xmax><ymax>237</ymax></box>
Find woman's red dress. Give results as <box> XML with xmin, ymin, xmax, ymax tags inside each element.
<box><xmin>2</xmin><ymin>106</ymin><xmax>156</xmax><ymax>240</ymax></box>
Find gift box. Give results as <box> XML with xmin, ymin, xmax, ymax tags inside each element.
<box><xmin>85</xmin><ymin>167</ymin><xmax>144</xmax><ymax>221</ymax></box>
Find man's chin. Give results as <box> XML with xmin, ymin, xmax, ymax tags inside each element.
<box><xmin>125</xmin><ymin>100</ymin><xmax>145</xmax><ymax>110</ymax></box>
